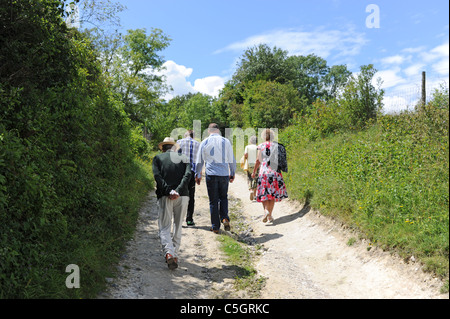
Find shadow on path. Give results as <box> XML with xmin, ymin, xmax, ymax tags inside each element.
<box><xmin>268</xmin><ymin>204</ymin><xmax>311</xmax><ymax>227</ymax></box>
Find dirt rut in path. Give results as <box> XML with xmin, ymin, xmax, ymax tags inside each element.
<box><xmin>98</xmin><ymin>180</ymin><xmax>243</xmax><ymax>299</ymax></box>
<box><xmin>229</xmin><ymin>174</ymin><xmax>447</xmax><ymax>299</ymax></box>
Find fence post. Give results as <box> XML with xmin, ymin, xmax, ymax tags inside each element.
<box><xmin>421</xmin><ymin>71</ymin><xmax>426</xmax><ymax>106</ymax></box>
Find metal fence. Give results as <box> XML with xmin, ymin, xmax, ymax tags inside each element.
<box><xmin>382</xmin><ymin>72</ymin><xmax>448</xmax><ymax>114</ymax></box>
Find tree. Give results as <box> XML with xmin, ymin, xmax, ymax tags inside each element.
<box><xmin>242</xmin><ymin>80</ymin><xmax>306</xmax><ymax>129</ymax></box>
<box><xmin>234</xmin><ymin>44</ymin><xmax>294</xmax><ymax>85</ymax></box>
<box><xmin>218</xmin><ymin>44</ymin><xmax>352</xmax><ymax>128</ymax></box>
<box><xmin>75</xmin><ymin>0</ymin><xmax>126</xmax><ymax>30</ymax></box>
<box><xmin>287</xmin><ymin>54</ymin><xmax>329</xmax><ymax>104</ymax></box>
<box><xmin>182</xmin><ymin>93</ymin><xmax>216</xmax><ymax>130</ymax></box>
<box><xmin>339</xmin><ymin>64</ymin><xmax>384</xmax><ymax>128</ymax></box>
<box><xmin>214</xmin><ymin>80</ymin><xmax>243</xmax><ymax>127</ymax></box>
<box><xmin>216</xmin><ymin>44</ymin><xmax>294</xmax><ymax>128</ymax></box>
<box><xmin>85</xmin><ymin>25</ymin><xmax>171</xmax><ymax>127</ymax></box>
<box><xmin>323</xmin><ymin>64</ymin><xmax>352</xmax><ymax>99</ymax></box>
<box><xmin>288</xmin><ymin>54</ymin><xmax>351</xmax><ymax>104</ymax></box>
<box><xmin>114</xmin><ymin>28</ymin><xmax>171</xmax><ymax>125</ymax></box>
<box><xmin>76</xmin><ymin>1</ymin><xmax>172</xmax><ymax>141</ymax></box>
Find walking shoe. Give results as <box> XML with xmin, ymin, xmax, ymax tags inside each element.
<box><xmin>165</xmin><ymin>253</ymin><xmax>178</xmax><ymax>270</ymax></box>
<box><xmin>262</xmin><ymin>210</ymin><xmax>270</xmax><ymax>223</ymax></box>
<box><xmin>186</xmin><ymin>220</ymin><xmax>196</xmax><ymax>226</ymax></box>
<box><xmin>222</xmin><ymin>219</ymin><xmax>231</xmax><ymax>231</ymax></box>
<box><xmin>210</xmin><ymin>228</ymin><xmax>219</xmax><ymax>234</ymax></box>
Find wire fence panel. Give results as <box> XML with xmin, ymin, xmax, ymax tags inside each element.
<box><xmin>382</xmin><ymin>73</ymin><xmax>448</xmax><ymax>114</ymax></box>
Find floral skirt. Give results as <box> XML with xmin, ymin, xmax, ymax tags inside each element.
<box><xmin>256</xmin><ymin>172</ymin><xmax>288</xmax><ymax>202</ymax></box>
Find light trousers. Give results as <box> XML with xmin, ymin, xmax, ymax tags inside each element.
<box><xmin>157</xmin><ymin>196</ymin><xmax>189</xmax><ymax>258</ymax></box>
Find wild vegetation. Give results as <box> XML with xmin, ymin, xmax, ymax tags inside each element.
<box><xmin>0</xmin><ymin>0</ymin><xmax>447</xmax><ymax>298</ymax></box>
<box><xmin>280</xmin><ymin>86</ymin><xmax>449</xmax><ymax>289</ymax></box>
<box><xmin>0</xmin><ymin>0</ymin><xmax>156</xmax><ymax>298</ymax></box>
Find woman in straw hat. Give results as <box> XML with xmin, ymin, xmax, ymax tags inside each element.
<box><xmin>251</xmin><ymin>129</ymin><xmax>288</xmax><ymax>223</ymax></box>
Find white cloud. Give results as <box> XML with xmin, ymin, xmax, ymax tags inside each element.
<box><xmin>402</xmin><ymin>46</ymin><xmax>426</xmax><ymax>54</ymax></box>
<box><xmin>158</xmin><ymin>61</ymin><xmax>225</xmax><ymax>100</ymax></box>
<box><xmin>193</xmin><ymin>76</ymin><xmax>225</xmax><ymax>98</ymax></box>
<box><xmin>160</xmin><ymin>60</ymin><xmax>195</xmax><ymax>100</ymax></box>
<box><xmin>420</xmin><ymin>42</ymin><xmax>449</xmax><ymax>64</ymax></box>
<box><xmin>432</xmin><ymin>58</ymin><xmax>449</xmax><ymax>75</ymax></box>
<box><xmin>381</xmin><ymin>55</ymin><xmax>406</xmax><ymax>65</ymax></box>
<box><xmin>375</xmin><ymin>68</ymin><xmax>406</xmax><ymax>89</ymax></box>
<box><xmin>430</xmin><ymin>42</ymin><xmax>449</xmax><ymax>75</ymax></box>
<box><xmin>215</xmin><ymin>27</ymin><xmax>367</xmax><ymax>61</ymax></box>
<box><xmin>404</xmin><ymin>63</ymin><xmax>426</xmax><ymax>77</ymax></box>
<box><xmin>430</xmin><ymin>42</ymin><xmax>449</xmax><ymax>57</ymax></box>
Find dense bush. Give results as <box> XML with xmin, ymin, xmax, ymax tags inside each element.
<box><xmin>242</xmin><ymin>80</ymin><xmax>307</xmax><ymax>129</ymax></box>
<box><xmin>280</xmin><ymin>85</ymin><xmax>449</xmax><ymax>279</ymax></box>
<box><xmin>288</xmin><ymin>64</ymin><xmax>384</xmax><ymax>141</ymax></box>
<box><xmin>215</xmin><ymin>44</ymin><xmax>352</xmax><ymax>129</ymax></box>
<box><xmin>0</xmin><ymin>0</ymin><xmax>153</xmax><ymax>298</ymax></box>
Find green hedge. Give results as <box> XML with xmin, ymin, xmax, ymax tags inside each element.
<box><xmin>0</xmin><ymin>0</ymin><xmax>153</xmax><ymax>298</ymax></box>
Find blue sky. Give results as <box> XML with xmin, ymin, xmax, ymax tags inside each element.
<box><xmin>114</xmin><ymin>0</ymin><xmax>448</xmax><ymax>112</ymax></box>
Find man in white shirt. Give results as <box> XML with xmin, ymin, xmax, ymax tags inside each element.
<box><xmin>195</xmin><ymin>123</ymin><xmax>236</xmax><ymax>233</ymax></box>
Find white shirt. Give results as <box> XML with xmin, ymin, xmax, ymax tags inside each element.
<box><xmin>195</xmin><ymin>133</ymin><xmax>236</xmax><ymax>177</ymax></box>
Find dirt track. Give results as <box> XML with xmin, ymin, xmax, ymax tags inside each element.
<box><xmin>99</xmin><ymin>173</ymin><xmax>447</xmax><ymax>299</ymax></box>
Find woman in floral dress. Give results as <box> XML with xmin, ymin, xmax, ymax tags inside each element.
<box><xmin>251</xmin><ymin>129</ymin><xmax>288</xmax><ymax>223</ymax></box>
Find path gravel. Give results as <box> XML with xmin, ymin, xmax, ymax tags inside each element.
<box><xmin>98</xmin><ymin>173</ymin><xmax>447</xmax><ymax>299</ymax></box>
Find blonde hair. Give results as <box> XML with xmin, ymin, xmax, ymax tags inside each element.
<box><xmin>261</xmin><ymin>129</ymin><xmax>275</xmax><ymax>142</ymax></box>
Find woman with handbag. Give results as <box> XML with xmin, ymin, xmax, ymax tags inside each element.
<box><xmin>251</xmin><ymin>130</ymin><xmax>288</xmax><ymax>223</ymax></box>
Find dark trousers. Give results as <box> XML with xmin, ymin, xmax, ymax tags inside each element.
<box><xmin>186</xmin><ymin>173</ymin><xmax>196</xmax><ymax>222</ymax></box>
<box><xmin>205</xmin><ymin>175</ymin><xmax>230</xmax><ymax>231</ymax></box>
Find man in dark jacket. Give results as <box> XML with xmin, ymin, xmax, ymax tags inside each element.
<box><xmin>152</xmin><ymin>137</ymin><xmax>192</xmax><ymax>270</ymax></box>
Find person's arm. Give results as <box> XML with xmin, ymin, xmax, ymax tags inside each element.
<box><xmin>152</xmin><ymin>156</ymin><xmax>171</xmax><ymax>196</ymax></box>
<box><xmin>251</xmin><ymin>149</ymin><xmax>262</xmax><ymax>179</ymax></box>
<box><xmin>227</xmin><ymin>139</ymin><xmax>236</xmax><ymax>183</ymax></box>
<box><xmin>194</xmin><ymin>141</ymin><xmax>204</xmax><ymax>185</ymax></box>
<box><xmin>175</xmin><ymin>161</ymin><xmax>192</xmax><ymax>196</ymax></box>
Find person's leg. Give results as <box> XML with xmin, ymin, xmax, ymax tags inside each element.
<box><xmin>251</xmin><ymin>170</ymin><xmax>258</xmax><ymax>200</ymax></box>
<box><xmin>186</xmin><ymin>174</ymin><xmax>196</xmax><ymax>225</ymax></box>
<box><xmin>157</xmin><ymin>197</ymin><xmax>175</xmax><ymax>258</ymax></box>
<box><xmin>266</xmin><ymin>200</ymin><xmax>275</xmax><ymax>221</ymax></box>
<box><xmin>205</xmin><ymin>175</ymin><xmax>220</xmax><ymax>231</ymax></box>
<box><xmin>172</xmin><ymin>196</ymin><xmax>189</xmax><ymax>257</ymax></box>
<box><xmin>247</xmin><ymin>170</ymin><xmax>252</xmax><ymax>189</ymax></box>
<box><xmin>218</xmin><ymin>176</ymin><xmax>230</xmax><ymax>221</ymax></box>
<box><xmin>262</xmin><ymin>200</ymin><xmax>270</xmax><ymax>222</ymax></box>
<box><xmin>247</xmin><ymin>171</ymin><xmax>254</xmax><ymax>200</ymax></box>
<box><xmin>262</xmin><ymin>201</ymin><xmax>267</xmax><ymax>210</ymax></box>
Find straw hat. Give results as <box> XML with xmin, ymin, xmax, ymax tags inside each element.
<box><xmin>158</xmin><ymin>137</ymin><xmax>179</xmax><ymax>151</ymax></box>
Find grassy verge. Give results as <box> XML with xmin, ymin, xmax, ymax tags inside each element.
<box><xmin>217</xmin><ymin>195</ymin><xmax>266</xmax><ymax>297</ymax></box>
<box><xmin>217</xmin><ymin>235</ymin><xmax>266</xmax><ymax>297</ymax></box>
<box><xmin>280</xmin><ymin>94</ymin><xmax>449</xmax><ymax>292</ymax></box>
<box><xmin>74</xmin><ymin>157</ymin><xmax>155</xmax><ymax>298</ymax></box>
